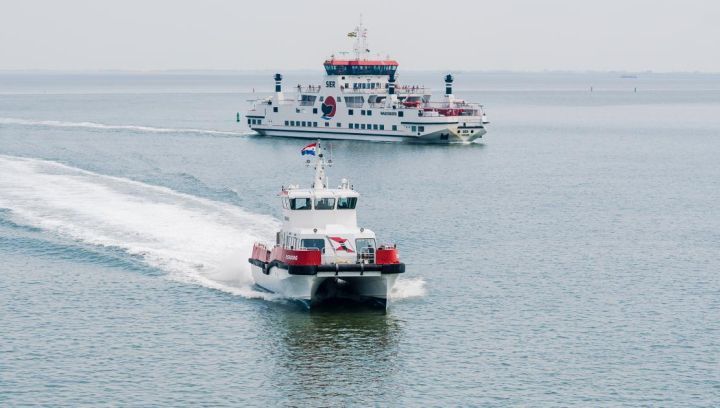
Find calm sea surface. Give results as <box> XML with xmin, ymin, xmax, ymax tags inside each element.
<box><xmin>1</xmin><ymin>72</ymin><xmax>719</xmax><ymax>406</ymax></box>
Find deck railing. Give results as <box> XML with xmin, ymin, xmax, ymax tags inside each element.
<box><xmin>248</xmin><ymin>94</ymin><xmax>486</xmax><ymax>117</ymax></box>
<box><xmin>357</xmin><ymin>247</ymin><xmax>375</xmax><ymax>264</ymax></box>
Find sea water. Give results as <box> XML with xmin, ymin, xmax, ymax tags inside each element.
<box><xmin>1</xmin><ymin>72</ymin><xmax>719</xmax><ymax>406</ymax></box>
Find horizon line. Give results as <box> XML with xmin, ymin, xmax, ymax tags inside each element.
<box><xmin>1</xmin><ymin>68</ymin><xmax>719</xmax><ymax>75</ymax></box>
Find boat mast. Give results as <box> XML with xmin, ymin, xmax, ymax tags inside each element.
<box><xmin>352</xmin><ymin>17</ymin><xmax>369</xmax><ymax>60</ymax></box>
<box><xmin>311</xmin><ymin>141</ymin><xmax>328</xmax><ymax>190</ymax></box>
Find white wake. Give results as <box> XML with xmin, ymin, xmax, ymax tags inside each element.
<box><xmin>0</xmin><ymin>117</ymin><xmax>249</xmax><ymax>136</ymax></box>
<box><xmin>0</xmin><ymin>155</ymin><xmax>425</xmax><ymax>302</ymax></box>
<box><xmin>390</xmin><ymin>277</ymin><xmax>427</xmax><ymax>300</ymax></box>
<box><xmin>0</xmin><ymin>155</ymin><xmax>278</xmax><ymax>298</ymax></box>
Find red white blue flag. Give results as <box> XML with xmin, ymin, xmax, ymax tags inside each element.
<box><xmin>301</xmin><ymin>143</ymin><xmax>317</xmax><ymax>156</ymax></box>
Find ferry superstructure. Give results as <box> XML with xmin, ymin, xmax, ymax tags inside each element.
<box><xmin>245</xmin><ymin>23</ymin><xmax>488</xmax><ymax>143</ymax></box>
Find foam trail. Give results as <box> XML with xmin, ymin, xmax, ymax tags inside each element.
<box><xmin>391</xmin><ymin>277</ymin><xmax>427</xmax><ymax>300</ymax></box>
<box><xmin>0</xmin><ymin>117</ymin><xmax>251</xmax><ymax>136</ymax></box>
<box><xmin>0</xmin><ymin>155</ymin><xmax>279</xmax><ymax>299</ymax></box>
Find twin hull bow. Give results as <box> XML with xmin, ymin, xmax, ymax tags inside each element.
<box><xmin>250</xmin><ymin>264</ymin><xmax>400</xmax><ymax>309</ymax></box>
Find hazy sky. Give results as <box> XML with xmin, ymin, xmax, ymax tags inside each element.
<box><xmin>2</xmin><ymin>0</ymin><xmax>718</xmax><ymax>72</ymax></box>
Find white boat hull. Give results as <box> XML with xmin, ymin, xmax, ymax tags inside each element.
<box><xmin>251</xmin><ymin>264</ymin><xmax>398</xmax><ymax>309</ymax></box>
<box><xmin>253</xmin><ymin>126</ymin><xmax>485</xmax><ymax>144</ymax></box>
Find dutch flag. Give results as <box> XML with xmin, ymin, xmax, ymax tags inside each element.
<box><xmin>301</xmin><ymin>142</ymin><xmax>317</xmax><ymax>156</ymax></box>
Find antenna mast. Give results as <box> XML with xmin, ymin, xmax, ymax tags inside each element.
<box><xmin>311</xmin><ymin>140</ymin><xmax>328</xmax><ymax>190</ymax></box>
<box><xmin>352</xmin><ymin>16</ymin><xmax>369</xmax><ymax>60</ymax></box>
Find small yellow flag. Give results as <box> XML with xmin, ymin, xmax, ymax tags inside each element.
<box><xmin>347</xmin><ymin>32</ymin><xmax>357</xmax><ymax>38</ymax></box>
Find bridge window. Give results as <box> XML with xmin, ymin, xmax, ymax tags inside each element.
<box><xmin>337</xmin><ymin>197</ymin><xmax>357</xmax><ymax>210</ymax></box>
<box><xmin>290</xmin><ymin>197</ymin><xmax>312</xmax><ymax>210</ymax></box>
<box><xmin>324</xmin><ymin>64</ymin><xmax>397</xmax><ymax>76</ymax></box>
<box><xmin>301</xmin><ymin>239</ymin><xmax>325</xmax><ymax>251</ymax></box>
<box><xmin>314</xmin><ymin>197</ymin><xmax>335</xmax><ymax>210</ymax></box>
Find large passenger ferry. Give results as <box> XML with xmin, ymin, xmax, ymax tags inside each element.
<box><xmin>245</xmin><ymin>23</ymin><xmax>488</xmax><ymax>143</ymax></box>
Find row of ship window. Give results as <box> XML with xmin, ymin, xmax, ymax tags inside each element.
<box><xmin>251</xmin><ymin>118</ymin><xmax>423</xmax><ymax>133</ymax></box>
<box><xmin>283</xmin><ymin>120</ymin><xmax>399</xmax><ymax>132</ymax></box>
<box><xmin>306</xmin><ymin>107</ymin><xmax>403</xmax><ymax>117</ymax></box>
<box><xmin>282</xmin><ymin>197</ymin><xmax>358</xmax><ymax>210</ymax></box>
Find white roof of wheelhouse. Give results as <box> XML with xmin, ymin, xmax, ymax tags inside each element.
<box><xmin>283</xmin><ymin>188</ymin><xmax>360</xmax><ymax>199</ymax></box>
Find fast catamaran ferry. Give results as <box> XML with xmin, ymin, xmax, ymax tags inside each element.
<box><xmin>248</xmin><ymin>141</ymin><xmax>405</xmax><ymax>309</ymax></box>
<box><xmin>244</xmin><ymin>23</ymin><xmax>489</xmax><ymax>143</ymax></box>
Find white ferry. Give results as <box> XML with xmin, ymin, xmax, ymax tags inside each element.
<box><xmin>245</xmin><ymin>23</ymin><xmax>488</xmax><ymax>143</ymax></box>
<box><xmin>248</xmin><ymin>141</ymin><xmax>405</xmax><ymax>309</ymax></box>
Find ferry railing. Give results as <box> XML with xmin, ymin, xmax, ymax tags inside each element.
<box><xmin>419</xmin><ymin>101</ymin><xmax>482</xmax><ymax>108</ymax></box>
<box><xmin>294</xmin><ymin>86</ymin><xmax>322</xmax><ymax>93</ymax></box>
<box><xmin>339</xmin><ymin>87</ymin><xmax>386</xmax><ymax>94</ymax></box>
<box><xmin>395</xmin><ymin>86</ymin><xmax>429</xmax><ymax>94</ymax></box>
<box><xmin>334</xmin><ymin>86</ymin><xmax>430</xmax><ymax>94</ymax></box>
<box><xmin>258</xmin><ymin>93</ymin><xmax>485</xmax><ymax>117</ymax></box>
<box><xmin>357</xmin><ymin>247</ymin><xmax>376</xmax><ymax>264</ymax></box>
<box><xmin>420</xmin><ymin>101</ymin><xmax>483</xmax><ymax>112</ymax></box>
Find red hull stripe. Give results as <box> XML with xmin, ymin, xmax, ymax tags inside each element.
<box><xmin>252</xmin><ymin>244</ymin><xmax>401</xmax><ymax>266</ymax></box>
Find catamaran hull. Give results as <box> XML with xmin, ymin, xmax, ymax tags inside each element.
<box><xmin>251</xmin><ymin>264</ymin><xmax>399</xmax><ymax>309</ymax></box>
